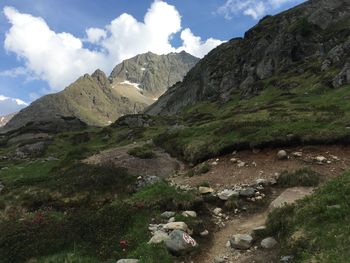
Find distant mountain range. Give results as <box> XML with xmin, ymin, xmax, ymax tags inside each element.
<box><xmin>2</xmin><ymin>51</ymin><xmax>198</xmax><ymax>132</ymax></box>
<box><xmin>0</xmin><ymin>112</ymin><xmax>16</xmax><ymax>127</ymax></box>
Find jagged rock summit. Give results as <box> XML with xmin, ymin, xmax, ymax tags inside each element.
<box><xmin>146</xmin><ymin>0</ymin><xmax>350</xmax><ymax>115</ymax></box>
<box><xmin>2</xmin><ymin>52</ymin><xmax>198</xmax><ymax>132</ymax></box>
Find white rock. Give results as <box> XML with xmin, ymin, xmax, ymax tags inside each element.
<box><xmin>182</xmin><ymin>211</ymin><xmax>197</xmax><ymax>218</ymax></box>
<box><xmin>292</xmin><ymin>152</ymin><xmax>303</xmax><ymax>157</ymax></box>
<box><xmin>315</xmin><ymin>156</ymin><xmax>327</xmax><ymax>163</ymax></box>
<box><xmin>230</xmin><ymin>234</ymin><xmax>253</xmax><ymax>250</ymax></box>
<box><xmin>213</xmin><ymin>208</ymin><xmax>223</xmax><ymax>215</ymax></box>
<box><xmin>163</xmin><ymin>222</ymin><xmax>189</xmax><ymax>232</ymax></box>
<box><xmin>230</xmin><ymin>158</ymin><xmax>238</xmax><ymax>163</ymax></box>
<box><xmin>161</xmin><ymin>211</ymin><xmax>176</xmax><ymax>219</ymax></box>
<box><xmin>199</xmin><ymin>186</ymin><xmax>214</xmax><ymax>194</ymax></box>
<box><xmin>218</xmin><ymin>189</ymin><xmax>239</xmax><ymax>201</ymax></box>
<box><xmin>277</xmin><ymin>150</ymin><xmax>288</xmax><ymax>160</ymax></box>
<box><xmin>200</xmin><ymin>230</ymin><xmax>209</xmax><ymax>236</ymax></box>
<box><xmin>237</xmin><ymin>161</ymin><xmax>246</xmax><ymax>168</ymax></box>
<box><xmin>168</xmin><ymin>217</ymin><xmax>175</xmax><ymax>223</ymax></box>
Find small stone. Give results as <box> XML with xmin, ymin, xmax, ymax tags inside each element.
<box><xmin>116</xmin><ymin>260</ymin><xmax>140</xmax><ymax>263</ymax></box>
<box><xmin>199</xmin><ymin>186</ymin><xmax>214</xmax><ymax>194</ymax></box>
<box><xmin>230</xmin><ymin>158</ymin><xmax>238</xmax><ymax>163</ymax></box>
<box><xmin>213</xmin><ymin>208</ymin><xmax>223</xmax><ymax>215</ymax></box>
<box><xmin>163</xmin><ymin>222</ymin><xmax>189</xmax><ymax>232</ymax></box>
<box><xmin>256</xmin><ymin>196</ymin><xmax>263</xmax><ymax>200</ymax></box>
<box><xmin>261</xmin><ymin>237</ymin><xmax>278</xmax><ymax>249</ymax></box>
<box><xmin>225</xmin><ymin>241</ymin><xmax>231</xmax><ymax>247</ymax></box>
<box><xmin>212</xmin><ymin>161</ymin><xmax>218</xmax><ymax>166</ymax></box>
<box><xmin>168</xmin><ymin>217</ymin><xmax>176</xmax><ymax>223</ymax></box>
<box><xmin>315</xmin><ymin>156</ymin><xmax>327</xmax><ymax>163</ymax></box>
<box><xmin>218</xmin><ymin>189</ymin><xmax>239</xmax><ymax>200</ymax></box>
<box><xmin>230</xmin><ymin>234</ymin><xmax>253</xmax><ymax>250</ymax></box>
<box><xmin>280</xmin><ymin>255</ymin><xmax>294</xmax><ymax>262</ymax></box>
<box><xmin>200</xmin><ymin>230</ymin><xmax>209</xmax><ymax>236</ymax></box>
<box><xmin>277</xmin><ymin>150</ymin><xmax>288</xmax><ymax>160</ymax></box>
<box><xmin>182</xmin><ymin>211</ymin><xmax>197</xmax><ymax>218</ymax></box>
<box><xmin>237</xmin><ymin>161</ymin><xmax>246</xmax><ymax>168</ymax></box>
<box><xmin>292</xmin><ymin>152</ymin><xmax>303</xmax><ymax>158</ymax></box>
<box><xmin>161</xmin><ymin>211</ymin><xmax>176</xmax><ymax>219</ymax></box>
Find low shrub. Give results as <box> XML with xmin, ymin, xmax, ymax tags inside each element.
<box><xmin>128</xmin><ymin>145</ymin><xmax>156</xmax><ymax>159</ymax></box>
<box><xmin>277</xmin><ymin>168</ymin><xmax>321</xmax><ymax>187</ymax></box>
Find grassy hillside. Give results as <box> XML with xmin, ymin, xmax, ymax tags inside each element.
<box><xmin>266</xmin><ymin>171</ymin><xmax>350</xmax><ymax>262</ymax></box>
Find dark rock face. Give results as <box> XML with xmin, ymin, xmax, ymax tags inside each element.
<box><xmin>146</xmin><ymin>0</ymin><xmax>350</xmax><ymax>115</ymax></box>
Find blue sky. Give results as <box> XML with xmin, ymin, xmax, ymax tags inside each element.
<box><xmin>0</xmin><ymin>0</ymin><xmax>305</xmax><ymax>115</ymax></box>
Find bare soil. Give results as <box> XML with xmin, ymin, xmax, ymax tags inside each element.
<box><xmin>84</xmin><ymin>143</ymin><xmax>184</xmax><ymax>178</ymax></box>
<box><xmin>172</xmin><ymin>145</ymin><xmax>350</xmax><ymax>190</ymax></box>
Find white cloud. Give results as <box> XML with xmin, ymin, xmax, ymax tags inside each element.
<box><xmin>3</xmin><ymin>1</ymin><xmax>224</xmax><ymax>92</ymax></box>
<box><xmin>0</xmin><ymin>94</ymin><xmax>28</xmax><ymax>115</ymax></box>
<box><xmin>217</xmin><ymin>0</ymin><xmax>305</xmax><ymax>20</ymax></box>
<box><xmin>177</xmin><ymin>28</ymin><xmax>225</xmax><ymax>58</ymax></box>
<box><xmin>0</xmin><ymin>67</ymin><xmax>28</xmax><ymax>77</ymax></box>
<box><xmin>85</xmin><ymin>28</ymin><xmax>107</xmax><ymax>44</ymax></box>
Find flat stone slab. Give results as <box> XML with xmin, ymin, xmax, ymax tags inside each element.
<box><xmin>269</xmin><ymin>187</ymin><xmax>314</xmax><ymax>211</ymax></box>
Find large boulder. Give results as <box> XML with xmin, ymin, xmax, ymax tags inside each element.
<box><xmin>165</xmin><ymin>230</ymin><xmax>198</xmax><ymax>255</ymax></box>
<box><xmin>230</xmin><ymin>234</ymin><xmax>253</xmax><ymax>250</ymax></box>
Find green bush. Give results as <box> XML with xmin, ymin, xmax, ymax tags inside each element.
<box><xmin>128</xmin><ymin>145</ymin><xmax>156</xmax><ymax>159</ymax></box>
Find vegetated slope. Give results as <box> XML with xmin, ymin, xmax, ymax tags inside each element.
<box><xmin>2</xmin><ymin>52</ymin><xmax>198</xmax><ymax>132</ymax></box>
<box><xmin>147</xmin><ymin>0</ymin><xmax>350</xmax><ymax>115</ymax></box>
<box><xmin>266</xmin><ymin>171</ymin><xmax>350</xmax><ymax>262</ymax></box>
<box><xmin>0</xmin><ymin>113</ymin><xmax>16</xmax><ymax>127</ymax></box>
<box><xmin>139</xmin><ymin>0</ymin><xmax>350</xmax><ymax>164</ymax></box>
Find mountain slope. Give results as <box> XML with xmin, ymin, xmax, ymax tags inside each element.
<box><xmin>146</xmin><ymin>0</ymin><xmax>350</xmax><ymax>115</ymax></box>
<box><xmin>2</xmin><ymin>52</ymin><xmax>198</xmax><ymax>132</ymax></box>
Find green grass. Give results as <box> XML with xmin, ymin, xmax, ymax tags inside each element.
<box><xmin>265</xmin><ymin>171</ymin><xmax>350</xmax><ymax>262</ymax></box>
<box><xmin>128</xmin><ymin>144</ymin><xmax>157</xmax><ymax>159</ymax></box>
<box><xmin>277</xmin><ymin>168</ymin><xmax>321</xmax><ymax>187</ymax></box>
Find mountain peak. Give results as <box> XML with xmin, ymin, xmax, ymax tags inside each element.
<box><xmin>91</xmin><ymin>69</ymin><xmax>109</xmax><ymax>87</ymax></box>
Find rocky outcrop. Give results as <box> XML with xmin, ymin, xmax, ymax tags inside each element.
<box><xmin>146</xmin><ymin>0</ymin><xmax>350</xmax><ymax>115</ymax></box>
<box><xmin>110</xmin><ymin>51</ymin><xmax>199</xmax><ymax>97</ymax></box>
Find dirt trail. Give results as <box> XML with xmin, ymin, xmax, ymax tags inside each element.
<box><xmin>173</xmin><ymin>145</ymin><xmax>350</xmax><ymax>189</ymax></box>
<box><xmin>174</xmin><ymin>145</ymin><xmax>350</xmax><ymax>263</ymax></box>
<box><xmin>193</xmin><ymin>212</ymin><xmax>269</xmax><ymax>263</ymax></box>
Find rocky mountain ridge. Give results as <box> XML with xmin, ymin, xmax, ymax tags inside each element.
<box><xmin>2</xmin><ymin>52</ymin><xmax>198</xmax><ymax>132</ymax></box>
<box><xmin>146</xmin><ymin>0</ymin><xmax>350</xmax><ymax>115</ymax></box>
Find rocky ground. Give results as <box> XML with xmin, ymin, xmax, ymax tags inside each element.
<box><xmin>151</xmin><ymin>145</ymin><xmax>350</xmax><ymax>263</ymax></box>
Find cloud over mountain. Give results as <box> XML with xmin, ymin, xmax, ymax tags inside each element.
<box><xmin>2</xmin><ymin>1</ymin><xmax>224</xmax><ymax>92</ymax></box>
<box><xmin>217</xmin><ymin>0</ymin><xmax>305</xmax><ymax>20</ymax></box>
